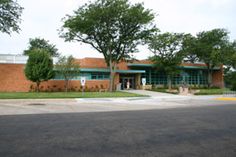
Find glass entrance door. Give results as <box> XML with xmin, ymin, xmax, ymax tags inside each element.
<box><xmin>120</xmin><ymin>76</ymin><xmax>135</xmax><ymax>90</ymax></box>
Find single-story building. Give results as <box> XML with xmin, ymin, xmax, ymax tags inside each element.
<box><xmin>0</xmin><ymin>54</ymin><xmax>224</xmax><ymax>92</ymax></box>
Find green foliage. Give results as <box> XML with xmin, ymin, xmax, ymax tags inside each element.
<box><xmin>55</xmin><ymin>55</ymin><xmax>80</xmax><ymax>92</ymax></box>
<box><xmin>0</xmin><ymin>0</ymin><xmax>23</xmax><ymax>34</ymax></box>
<box><xmin>24</xmin><ymin>49</ymin><xmax>55</xmax><ymax>92</ymax></box>
<box><xmin>224</xmin><ymin>71</ymin><xmax>236</xmax><ymax>91</ymax></box>
<box><xmin>182</xmin><ymin>28</ymin><xmax>233</xmax><ymax>88</ymax></box>
<box><xmin>24</xmin><ymin>38</ymin><xmax>59</xmax><ymax>57</ymax></box>
<box><xmin>60</xmin><ymin>0</ymin><xmax>157</xmax><ymax>91</ymax></box>
<box><xmin>148</xmin><ymin>32</ymin><xmax>184</xmax><ymax>89</ymax></box>
<box><xmin>195</xmin><ymin>29</ymin><xmax>230</xmax><ymax>68</ymax></box>
<box><xmin>181</xmin><ymin>34</ymin><xmax>199</xmax><ymax>63</ymax></box>
<box><xmin>223</xmin><ymin>40</ymin><xmax>236</xmax><ymax>69</ymax></box>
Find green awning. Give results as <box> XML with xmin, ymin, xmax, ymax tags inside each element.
<box><xmin>80</xmin><ymin>68</ymin><xmax>145</xmax><ymax>73</ymax></box>
<box><xmin>127</xmin><ymin>63</ymin><xmax>154</xmax><ymax>67</ymax></box>
<box><xmin>178</xmin><ymin>66</ymin><xmax>221</xmax><ymax>70</ymax></box>
<box><xmin>128</xmin><ymin>63</ymin><xmax>221</xmax><ymax>70</ymax></box>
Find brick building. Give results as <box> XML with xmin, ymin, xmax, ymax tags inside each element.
<box><xmin>0</xmin><ymin>54</ymin><xmax>224</xmax><ymax>92</ymax></box>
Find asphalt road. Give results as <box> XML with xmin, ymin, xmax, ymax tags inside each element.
<box><xmin>0</xmin><ymin>103</ymin><xmax>236</xmax><ymax>157</ymax></box>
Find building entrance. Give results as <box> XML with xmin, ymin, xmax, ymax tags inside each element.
<box><xmin>119</xmin><ymin>75</ymin><xmax>135</xmax><ymax>90</ymax></box>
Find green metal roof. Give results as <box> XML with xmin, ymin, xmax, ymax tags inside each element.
<box><xmin>128</xmin><ymin>63</ymin><xmax>221</xmax><ymax>70</ymax></box>
<box><xmin>117</xmin><ymin>70</ymin><xmax>146</xmax><ymax>73</ymax></box>
<box><xmin>80</xmin><ymin>68</ymin><xmax>145</xmax><ymax>73</ymax></box>
<box><xmin>127</xmin><ymin>63</ymin><xmax>154</xmax><ymax>67</ymax></box>
<box><xmin>178</xmin><ymin>66</ymin><xmax>220</xmax><ymax>70</ymax></box>
<box><xmin>80</xmin><ymin>68</ymin><xmax>110</xmax><ymax>73</ymax></box>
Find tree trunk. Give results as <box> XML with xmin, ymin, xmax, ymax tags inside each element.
<box><xmin>65</xmin><ymin>80</ymin><xmax>69</xmax><ymax>92</ymax></box>
<box><xmin>109</xmin><ymin>71</ymin><xmax>115</xmax><ymax>92</ymax></box>
<box><xmin>109</xmin><ymin>61</ymin><xmax>117</xmax><ymax>92</ymax></box>
<box><xmin>36</xmin><ymin>82</ymin><xmax>40</xmax><ymax>92</ymax></box>
<box><xmin>207</xmin><ymin>64</ymin><xmax>212</xmax><ymax>88</ymax></box>
<box><xmin>167</xmin><ymin>75</ymin><xmax>172</xmax><ymax>91</ymax></box>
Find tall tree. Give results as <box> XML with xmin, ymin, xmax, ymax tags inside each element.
<box><xmin>148</xmin><ymin>32</ymin><xmax>184</xmax><ymax>90</ymax></box>
<box><xmin>192</xmin><ymin>28</ymin><xmax>230</xmax><ymax>88</ymax></box>
<box><xmin>224</xmin><ymin>40</ymin><xmax>236</xmax><ymax>69</ymax></box>
<box><xmin>24</xmin><ymin>38</ymin><xmax>59</xmax><ymax>57</ymax></box>
<box><xmin>0</xmin><ymin>0</ymin><xmax>23</xmax><ymax>34</ymax></box>
<box><xmin>24</xmin><ymin>49</ymin><xmax>55</xmax><ymax>92</ymax></box>
<box><xmin>55</xmin><ymin>55</ymin><xmax>80</xmax><ymax>92</ymax></box>
<box><xmin>60</xmin><ymin>0</ymin><xmax>156</xmax><ymax>92</ymax></box>
<box><xmin>181</xmin><ymin>34</ymin><xmax>199</xmax><ymax>63</ymax></box>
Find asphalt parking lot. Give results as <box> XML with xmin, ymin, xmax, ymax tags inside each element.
<box><xmin>0</xmin><ymin>103</ymin><xmax>236</xmax><ymax>157</ymax></box>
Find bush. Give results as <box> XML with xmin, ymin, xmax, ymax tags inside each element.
<box><xmin>231</xmin><ymin>83</ymin><xmax>236</xmax><ymax>91</ymax></box>
<box><xmin>225</xmin><ymin>71</ymin><xmax>236</xmax><ymax>90</ymax></box>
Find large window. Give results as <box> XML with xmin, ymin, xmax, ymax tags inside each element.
<box><xmin>91</xmin><ymin>73</ymin><xmax>110</xmax><ymax>80</ymax></box>
<box><xmin>141</xmin><ymin>69</ymin><xmax>208</xmax><ymax>86</ymax></box>
<box><xmin>54</xmin><ymin>72</ymin><xmax>110</xmax><ymax>80</ymax></box>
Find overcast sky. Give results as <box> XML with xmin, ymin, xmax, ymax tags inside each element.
<box><xmin>0</xmin><ymin>0</ymin><xmax>235</xmax><ymax>59</ymax></box>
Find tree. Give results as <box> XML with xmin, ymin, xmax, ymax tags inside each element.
<box><xmin>24</xmin><ymin>38</ymin><xmax>59</xmax><ymax>57</ymax></box>
<box><xmin>224</xmin><ymin>40</ymin><xmax>236</xmax><ymax>69</ymax></box>
<box><xmin>181</xmin><ymin>34</ymin><xmax>199</xmax><ymax>63</ymax></box>
<box><xmin>189</xmin><ymin>29</ymin><xmax>231</xmax><ymax>88</ymax></box>
<box><xmin>55</xmin><ymin>55</ymin><xmax>80</xmax><ymax>92</ymax></box>
<box><xmin>24</xmin><ymin>49</ymin><xmax>55</xmax><ymax>92</ymax></box>
<box><xmin>60</xmin><ymin>0</ymin><xmax>156</xmax><ymax>92</ymax></box>
<box><xmin>0</xmin><ymin>0</ymin><xmax>23</xmax><ymax>34</ymax></box>
<box><xmin>224</xmin><ymin>71</ymin><xmax>236</xmax><ymax>91</ymax></box>
<box><xmin>148</xmin><ymin>32</ymin><xmax>184</xmax><ymax>90</ymax></box>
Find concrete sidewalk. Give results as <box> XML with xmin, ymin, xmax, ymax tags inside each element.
<box><xmin>125</xmin><ymin>89</ymin><xmax>189</xmax><ymax>99</ymax></box>
<box><xmin>0</xmin><ymin>90</ymin><xmax>234</xmax><ymax>116</ymax></box>
<box><xmin>125</xmin><ymin>89</ymin><xmax>229</xmax><ymax>101</ymax></box>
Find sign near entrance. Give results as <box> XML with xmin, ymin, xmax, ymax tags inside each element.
<box><xmin>80</xmin><ymin>77</ymin><xmax>86</xmax><ymax>86</ymax></box>
<box><xmin>142</xmin><ymin>78</ymin><xmax>146</xmax><ymax>86</ymax></box>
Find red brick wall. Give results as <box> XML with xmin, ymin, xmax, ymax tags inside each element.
<box><xmin>0</xmin><ymin>64</ymin><xmax>31</xmax><ymax>92</ymax></box>
<box><xmin>212</xmin><ymin>66</ymin><xmax>224</xmax><ymax>88</ymax></box>
<box><xmin>0</xmin><ymin>64</ymin><xmax>110</xmax><ymax>92</ymax></box>
<box><xmin>0</xmin><ymin>59</ymin><xmax>225</xmax><ymax>92</ymax></box>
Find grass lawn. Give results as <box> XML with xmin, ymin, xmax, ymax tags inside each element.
<box><xmin>150</xmin><ymin>88</ymin><xmax>231</xmax><ymax>95</ymax></box>
<box><xmin>194</xmin><ymin>88</ymin><xmax>230</xmax><ymax>95</ymax></box>
<box><xmin>0</xmin><ymin>91</ymin><xmax>145</xmax><ymax>99</ymax></box>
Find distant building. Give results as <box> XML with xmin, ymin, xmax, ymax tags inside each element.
<box><xmin>0</xmin><ymin>54</ymin><xmax>224</xmax><ymax>92</ymax></box>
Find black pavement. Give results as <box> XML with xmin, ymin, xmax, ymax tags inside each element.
<box><xmin>0</xmin><ymin>103</ymin><xmax>236</xmax><ymax>157</ymax></box>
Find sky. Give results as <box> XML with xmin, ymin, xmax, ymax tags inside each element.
<box><xmin>0</xmin><ymin>0</ymin><xmax>235</xmax><ymax>59</ymax></box>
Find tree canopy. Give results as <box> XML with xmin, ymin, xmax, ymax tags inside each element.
<box><xmin>0</xmin><ymin>0</ymin><xmax>23</xmax><ymax>34</ymax></box>
<box><xmin>181</xmin><ymin>34</ymin><xmax>199</xmax><ymax>63</ymax></box>
<box><xmin>182</xmin><ymin>28</ymin><xmax>231</xmax><ymax>87</ymax></box>
<box><xmin>24</xmin><ymin>49</ymin><xmax>55</xmax><ymax>92</ymax></box>
<box><xmin>24</xmin><ymin>38</ymin><xmax>59</xmax><ymax>57</ymax></box>
<box><xmin>55</xmin><ymin>55</ymin><xmax>80</xmax><ymax>92</ymax></box>
<box><xmin>148</xmin><ymin>32</ymin><xmax>184</xmax><ymax>90</ymax></box>
<box><xmin>60</xmin><ymin>0</ymin><xmax>156</xmax><ymax>91</ymax></box>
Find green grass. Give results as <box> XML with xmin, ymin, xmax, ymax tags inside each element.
<box><xmin>150</xmin><ymin>88</ymin><xmax>230</xmax><ymax>95</ymax></box>
<box><xmin>194</xmin><ymin>88</ymin><xmax>230</xmax><ymax>95</ymax></box>
<box><xmin>0</xmin><ymin>91</ymin><xmax>145</xmax><ymax>99</ymax></box>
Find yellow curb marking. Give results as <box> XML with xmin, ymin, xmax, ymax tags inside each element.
<box><xmin>215</xmin><ymin>97</ymin><xmax>236</xmax><ymax>101</ymax></box>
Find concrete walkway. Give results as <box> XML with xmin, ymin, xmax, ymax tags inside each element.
<box><xmin>125</xmin><ymin>90</ymin><xmax>188</xmax><ymax>98</ymax></box>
